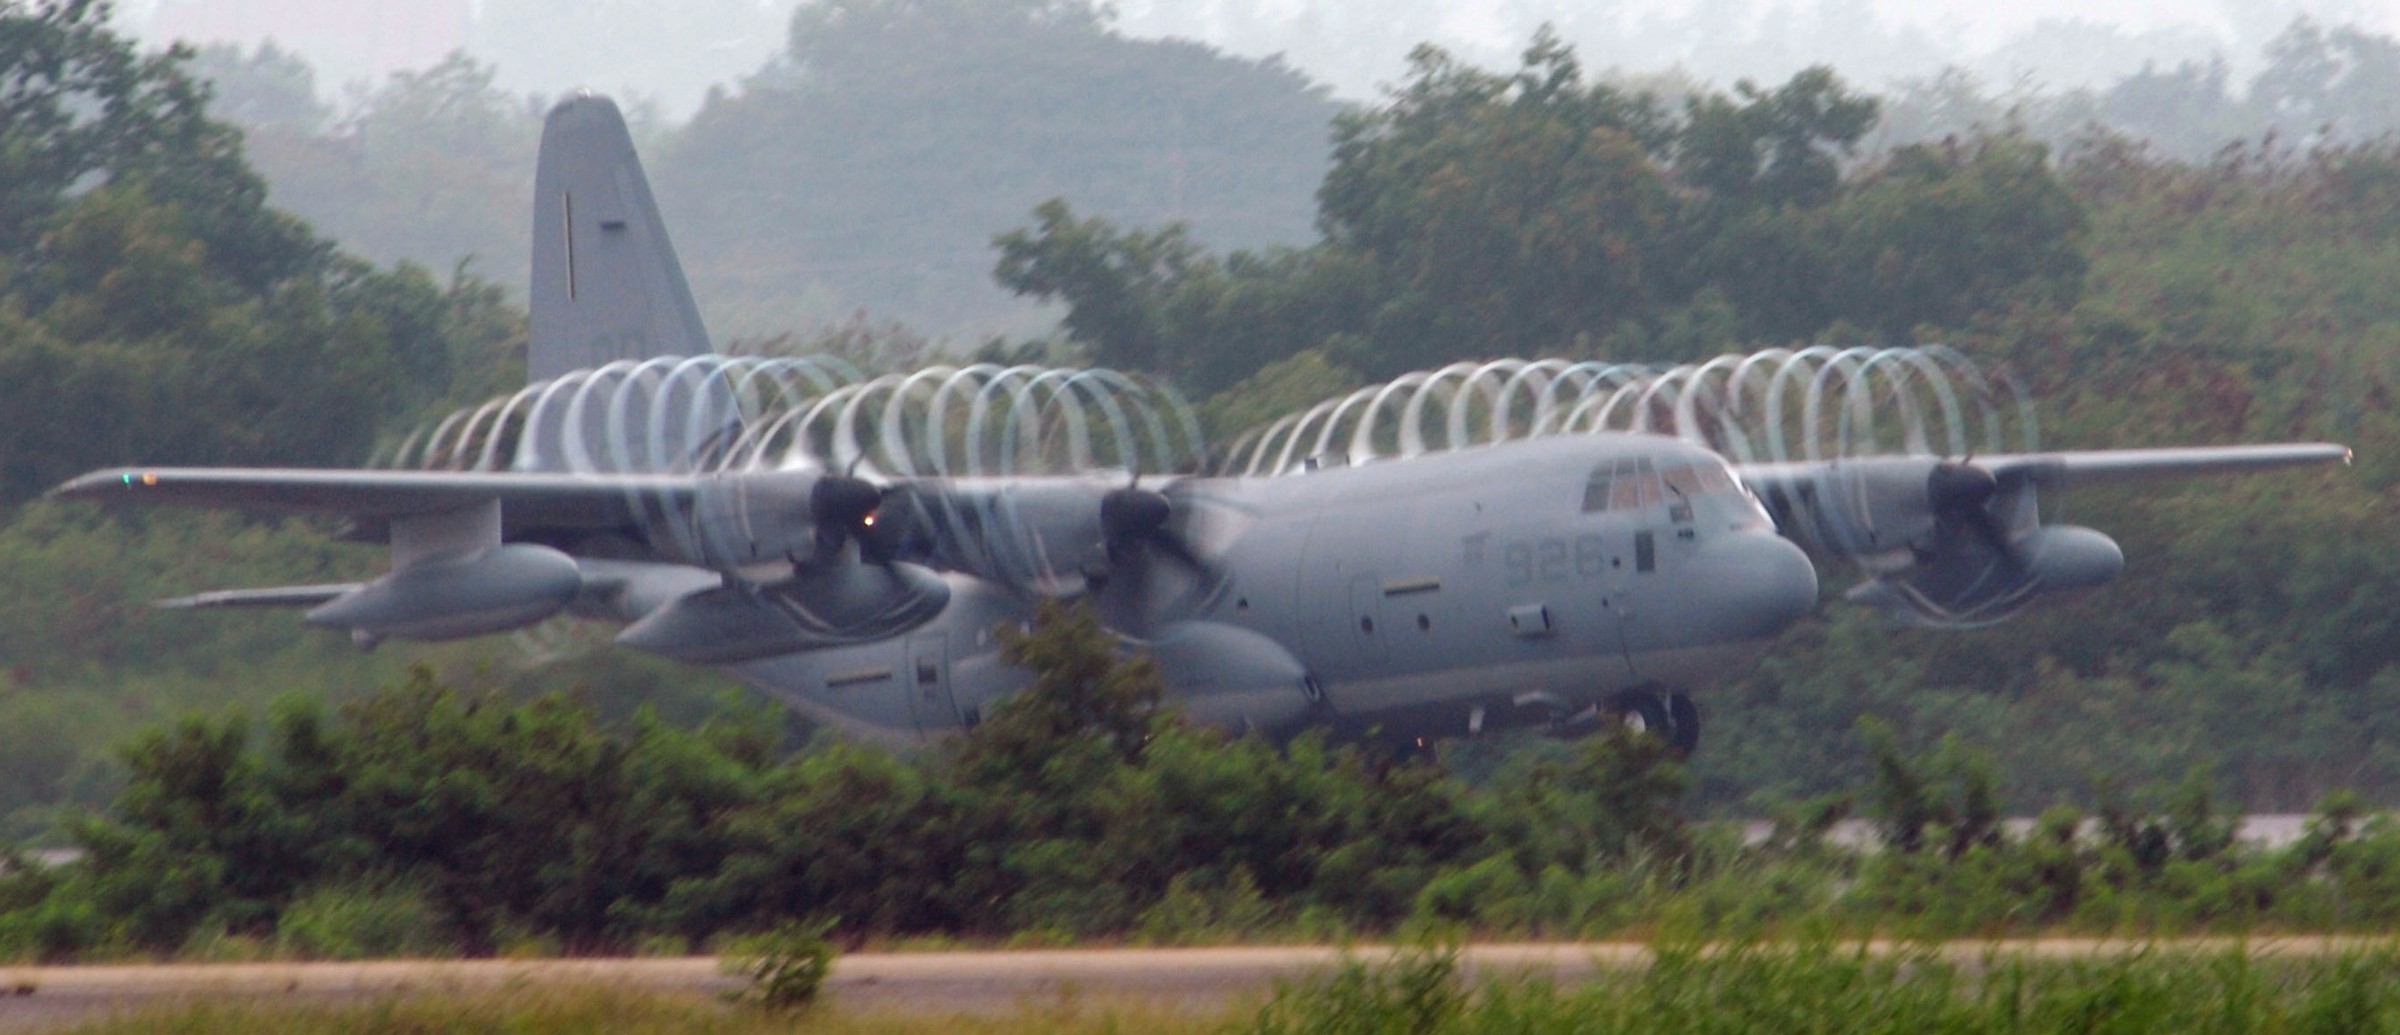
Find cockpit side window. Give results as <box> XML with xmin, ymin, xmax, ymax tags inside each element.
<box><xmin>1694</xmin><ymin>461</ymin><xmax>1737</xmax><ymax>493</ymax></box>
<box><xmin>1661</xmin><ymin>464</ymin><xmax>1699</xmax><ymax>523</ymax></box>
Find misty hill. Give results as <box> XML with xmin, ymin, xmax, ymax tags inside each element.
<box><xmin>194</xmin><ymin>1</ymin><xmax>1338</xmax><ymax>343</ymax></box>
<box><xmin>660</xmin><ymin>0</ymin><xmax>1338</xmax><ymax>339</ymax></box>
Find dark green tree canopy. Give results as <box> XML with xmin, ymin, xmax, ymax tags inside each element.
<box><xmin>0</xmin><ymin>0</ymin><xmax>321</xmax><ymax>293</ymax></box>
<box><xmin>0</xmin><ymin>1</ymin><xmax>522</xmax><ymax>503</ymax></box>
<box><xmin>995</xmin><ymin>34</ymin><xmax>2079</xmax><ymax>390</ymax></box>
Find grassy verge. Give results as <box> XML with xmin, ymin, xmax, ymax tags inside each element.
<box><xmin>49</xmin><ymin>944</ymin><xmax>2400</xmax><ymax>1034</ymax></box>
<box><xmin>1255</xmin><ymin>943</ymin><xmax>2400</xmax><ymax>1035</ymax></box>
<box><xmin>55</xmin><ymin>986</ymin><xmax>1240</xmax><ymax>1035</ymax></box>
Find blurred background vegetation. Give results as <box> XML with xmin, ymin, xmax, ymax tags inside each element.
<box><xmin>4</xmin><ymin>0</ymin><xmax>2400</xmax><ymax>951</ymax></box>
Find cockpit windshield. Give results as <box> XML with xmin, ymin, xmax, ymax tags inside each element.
<box><xmin>1581</xmin><ymin>456</ymin><xmax>1742</xmax><ymax>514</ymax></box>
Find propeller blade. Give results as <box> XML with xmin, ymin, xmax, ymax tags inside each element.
<box><xmin>1100</xmin><ymin>485</ymin><xmax>1218</xmax><ymax>581</ymax></box>
<box><xmin>1927</xmin><ymin>460</ymin><xmax>2014</xmax><ymax>559</ymax></box>
<box><xmin>1101</xmin><ymin>486</ymin><xmax>1171</xmax><ymax>560</ymax></box>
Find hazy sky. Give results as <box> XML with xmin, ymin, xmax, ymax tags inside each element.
<box><xmin>120</xmin><ymin>0</ymin><xmax>2400</xmax><ymax>117</ymax></box>
<box><xmin>1731</xmin><ymin>0</ymin><xmax>2387</xmax><ymax>48</ymax></box>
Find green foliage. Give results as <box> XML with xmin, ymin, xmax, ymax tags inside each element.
<box><xmin>21</xmin><ymin>614</ymin><xmax>2400</xmax><ymax>957</ymax></box>
<box><xmin>1246</xmin><ymin>943</ymin><xmax>2400</xmax><ymax>1035</ymax></box>
<box><xmin>0</xmin><ymin>8</ymin><xmax>527</xmax><ymax>502</ymax></box>
<box><xmin>0</xmin><ymin>0</ymin><xmax>314</xmax><ymax>287</ymax></box>
<box><xmin>49</xmin><ymin>985</ymin><xmax>1236</xmax><ymax>1035</ymax></box>
<box><xmin>721</xmin><ymin>917</ymin><xmax>836</xmax><ymax>1013</ymax></box>
<box><xmin>1250</xmin><ymin>945</ymin><xmax>1465</xmax><ymax>1035</ymax></box>
<box><xmin>272</xmin><ymin>882</ymin><xmax>446</xmax><ymax>960</ymax></box>
<box><xmin>996</xmin><ymin>35</ymin><xmax>2085</xmax><ymax>387</ymax></box>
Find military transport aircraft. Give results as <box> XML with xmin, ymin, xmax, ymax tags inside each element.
<box><xmin>51</xmin><ymin>96</ymin><xmax>2351</xmax><ymax>756</ymax></box>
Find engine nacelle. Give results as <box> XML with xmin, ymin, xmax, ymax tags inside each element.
<box><xmin>616</xmin><ymin>562</ymin><xmax>951</xmax><ymax>664</ymax></box>
<box><xmin>2018</xmin><ymin>524</ymin><xmax>2124</xmax><ymax>593</ymax></box>
<box><xmin>305</xmin><ymin>543</ymin><xmax>582</xmax><ymax>642</ymax></box>
<box><xmin>1844</xmin><ymin>524</ymin><xmax>2122</xmax><ymax>628</ymax></box>
<box><xmin>1140</xmin><ymin>621</ymin><xmax>1315</xmax><ymax>735</ymax></box>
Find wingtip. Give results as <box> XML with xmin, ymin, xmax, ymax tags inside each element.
<box><xmin>47</xmin><ymin>468</ymin><xmax>137</xmax><ymax>502</ymax></box>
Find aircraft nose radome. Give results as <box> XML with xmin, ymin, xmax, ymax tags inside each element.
<box><xmin>1709</xmin><ymin>531</ymin><xmax>1820</xmax><ymax>640</ymax></box>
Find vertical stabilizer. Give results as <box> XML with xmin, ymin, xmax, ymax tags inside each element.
<box><xmin>528</xmin><ymin>94</ymin><xmax>712</xmax><ymax>383</ymax></box>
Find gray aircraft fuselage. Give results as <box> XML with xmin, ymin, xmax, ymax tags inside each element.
<box><xmin>711</xmin><ymin>433</ymin><xmax>1817</xmax><ymax>746</ymax></box>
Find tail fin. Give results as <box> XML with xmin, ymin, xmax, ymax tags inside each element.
<box><xmin>528</xmin><ymin>94</ymin><xmax>712</xmax><ymax>383</ymax></box>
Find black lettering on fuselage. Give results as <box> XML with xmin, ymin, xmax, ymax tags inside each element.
<box><xmin>1503</xmin><ymin>534</ymin><xmax>1616</xmax><ymax>586</ymax></box>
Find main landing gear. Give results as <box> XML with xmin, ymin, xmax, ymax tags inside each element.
<box><xmin>1610</xmin><ymin>687</ymin><xmax>1700</xmax><ymax>757</ymax></box>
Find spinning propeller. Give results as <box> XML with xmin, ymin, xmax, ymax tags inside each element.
<box><xmin>1924</xmin><ymin>457</ymin><xmax>2019</xmax><ymax>560</ymax></box>
<box><xmin>1099</xmin><ymin>481</ymin><xmax>1217</xmax><ymax>582</ymax></box>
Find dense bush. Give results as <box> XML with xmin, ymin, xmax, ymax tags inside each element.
<box><xmin>10</xmin><ymin>601</ymin><xmax>2400</xmax><ymax>960</ymax></box>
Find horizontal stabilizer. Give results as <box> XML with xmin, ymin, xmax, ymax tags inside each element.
<box><xmin>157</xmin><ymin>584</ymin><xmax>362</xmax><ymax>610</ymax></box>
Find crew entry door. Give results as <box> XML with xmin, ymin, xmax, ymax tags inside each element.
<box><xmin>1585</xmin><ymin>457</ymin><xmax>1660</xmax><ymax>678</ymax></box>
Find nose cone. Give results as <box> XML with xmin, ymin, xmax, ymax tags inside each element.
<box><xmin>1703</xmin><ymin>531</ymin><xmax>1820</xmax><ymax>641</ymax></box>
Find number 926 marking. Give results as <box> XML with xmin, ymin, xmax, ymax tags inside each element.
<box><xmin>1504</xmin><ymin>535</ymin><xmax>1610</xmax><ymax>585</ymax></box>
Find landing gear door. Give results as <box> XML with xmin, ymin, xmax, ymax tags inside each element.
<box><xmin>906</xmin><ymin>632</ymin><xmax>955</xmax><ymax>734</ymax></box>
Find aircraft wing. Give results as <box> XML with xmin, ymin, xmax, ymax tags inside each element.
<box><xmin>1734</xmin><ymin>443</ymin><xmax>2351</xmax><ymax>490</ymax></box>
<box><xmin>1733</xmin><ymin>441</ymin><xmax>2351</xmax><ymax>627</ymax></box>
<box><xmin>48</xmin><ymin>467</ymin><xmax>700</xmax><ymax>529</ymax></box>
<box><xmin>1976</xmin><ymin>443</ymin><xmax>2353</xmax><ymax>488</ymax></box>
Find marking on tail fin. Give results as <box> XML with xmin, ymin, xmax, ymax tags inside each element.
<box><xmin>562</xmin><ymin>191</ymin><xmax>577</xmax><ymax>300</ymax></box>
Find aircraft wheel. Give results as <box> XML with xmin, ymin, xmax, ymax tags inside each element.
<box><xmin>1667</xmin><ymin>691</ymin><xmax>1701</xmax><ymax>757</ymax></box>
<box><xmin>1609</xmin><ymin>688</ymin><xmax>1670</xmax><ymax>740</ymax></box>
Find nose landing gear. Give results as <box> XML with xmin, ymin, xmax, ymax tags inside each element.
<box><xmin>1610</xmin><ymin>687</ymin><xmax>1700</xmax><ymax>757</ymax></box>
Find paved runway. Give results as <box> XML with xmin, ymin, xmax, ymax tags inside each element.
<box><xmin>4</xmin><ymin>938</ymin><xmax>2400</xmax><ymax>1031</ymax></box>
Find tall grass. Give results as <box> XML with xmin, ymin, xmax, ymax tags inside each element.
<box><xmin>55</xmin><ymin>985</ymin><xmax>1238</xmax><ymax>1035</ymax></box>
<box><xmin>1247</xmin><ymin>943</ymin><xmax>2400</xmax><ymax>1035</ymax></box>
<box><xmin>53</xmin><ymin>947</ymin><xmax>2400</xmax><ymax>1034</ymax></box>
